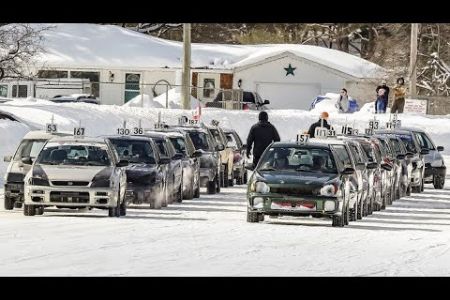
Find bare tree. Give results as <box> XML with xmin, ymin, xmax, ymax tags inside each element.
<box><xmin>0</xmin><ymin>24</ymin><xmax>49</xmax><ymax>80</ymax></box>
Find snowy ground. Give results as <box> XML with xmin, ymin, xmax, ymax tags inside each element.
<box><xmin>1</xmin><ymin>179</ymin><xmax>450</xmax><ymax>276</ymax></box>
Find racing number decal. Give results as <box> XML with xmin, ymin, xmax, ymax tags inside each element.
<box><xmin>297</xmin><ymin>133</ymin><xmax>309</xmax><ymax>143</ymax></box>
<box><xmin>117</xmin><ymin>128</ymin><xmax>130</xmax><ymax>135</ymax></box>
<box><xmin>46</xmin><ymin>123</ymin><xmax>57</xmax><ymax>133</ymax></box>
<box><xmin>133</xmin><ymin>127</ymin><xmax>144</xmax><ymax>135</ymax></box>
<box><xmin>73</xmin><ymin>127</ymin><xmax>85</xmax><ymax>137</ymax></box>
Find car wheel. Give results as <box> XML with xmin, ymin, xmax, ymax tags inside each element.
<box><xmin>120</xmin><ymin>200</ymin><xmax>126</xmax><ymax>216</ymax></box>
<box><xmin>216</xmin><ymin>174</ymin><xmax>221</xmax><ymax>193</ymax></box>
<box><xmin>420</xmin><ymin>177</ymin><xmax>425</xmax><ymax>192</ymax></box>
<box><xmin>35</xmin><ymin>206</ymin><xmax>44</xmax><ymax>215</ymax></box>
<box><xmin>243</xmin><ymin>171</ymin><xmax>248</xmax><ymax>184</ymax></box>
<box><xmin>183</xmin><ymin>177</ymin><xmax>194</xmax><ymax>200</ymax></box>
<box><xmin>344</xmin><ymin>202</ymin><xmax>350</xmax><ymax>225</ymax></box>
<box><xmin>194</xmin><ymin>182</ymin><xmax>200</xmax><ymax>198</ymax></box>
<box><xmin>434</xmin><ymin>176</ymin><xmax>445</xmax><ymax>189</ymax></box>
<box><xmin>176</xmin><ymin>181</ymin><xmax>183</xmax><ymax>203</ymax></box>
<box><xmin>223</xmin><ymin>166</ymin><xmax>229</xmax><ymax>187</ymax></box>
<box><xmin>228</xmin><ymin>179</ymin><xmax>234</xmax><ymax>187</ymax></box>
<box><xmin>23</xmin><ymin>204</ymin><xmax>35</xmax><ymax>216</ymax></box>
<box><xmin>4</xmin><ymin>196</ymin><xmax>14</xmax><ymax>210</ymax></box>
<box><xmin>207</xmin><ymin>178</ymin><xmax>216</xmax><ymax>194</ymax></box>
<box><xmin>332</xmin><ymin>202</ymin><xmax>346</xmax><ymax>227</ymax></box>
<box><xmin>350</xmin><ymin>200</ymin><xmax>357</xmax><ymax>221</ymax></box>
<box><xmin>247</xmin><ymin>210</ymin><xmax>260</xmax><ymax>223</ymax></box>
<box><xmin>357</xmin><ymin>196</ymin><xmax>363</xmax><ymax>220</ymax></box>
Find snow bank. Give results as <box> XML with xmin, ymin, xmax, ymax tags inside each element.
<box><xmin>153</xmin><ymin>88</ymin><xmax>201</xmax><ymax>109</ymax></box>
<box><xmin>122</xmin><ymin>94</ymin><xmax>163</xmax><ymax>108</ymax></box>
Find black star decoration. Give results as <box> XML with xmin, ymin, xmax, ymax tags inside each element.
<box><xmin>284</xmin><ymin>64</ymin><xmax>296</xmax><ymax>76</ymax></box>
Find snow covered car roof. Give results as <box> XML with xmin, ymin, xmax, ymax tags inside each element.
<box><xmin>22</xmin><ymin>130</ymin><xmax>71</xmax><ymax>140</ymax></box>
<box><xmin>48</xmin><ymin>136</ymin><xmax>107</xmax><ymax>144</ymax></box>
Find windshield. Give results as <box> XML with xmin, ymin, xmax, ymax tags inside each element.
<box><xmin>13</xmin><ymin>139</ymin><xmax>47</xmax><ymax>160</ymax></box>
<box><xmin>226</xmin><ymin>133</ymin><xmax>238</xmax><ymax>149</ymax></box>
<box><xmin>188</xmin><ymin>131</ymin><xmax>211</xmax><ymax>151</ymax></box>
<box><xmin>361</xmin><ymin>143</ymin><xmax>377</xmax><ymax>163</ymax></box>
<box><xmin>414</xmin><ymin>132</ymin><xmax>435</xmax><ymax>150</ymax></box>
<box><xmin>209</xmin><ymin>129</ymin><xmax>224</xmax><ymax>146</ymax></box>
<box><xmin>109</xmin><ymin>139</ymin><xmax>156</xmax><ymax>164</ymax></box>
<box><xmin>258</xmin><ymin>146</ymin><xmax>337</xmax><ymax>173</ymax></box>
<box><xmin>169</xmin><ymin>137</ymin><xmax>186</xmax><ymax>156</ymax></box>
<box><xmin>393</xmin><ymin>134</ymin><xmax>417</xmax><ymax>153</ymax></box>
<box><xmin>36</xmin><ymin>143</ymin><xmax>111</xmax><ymax>166</ymax></box>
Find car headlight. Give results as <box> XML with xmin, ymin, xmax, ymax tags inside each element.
<box><xmin>255</xmin><ymin>182</ymin><xmax>270</xmax><ymax>194</ymax></box>
<box><xmin>91</xmin><ymin>167</ymin><xmax>113</xmax><ymax>188</ymax></box>
<box><xmin>320</xmin><ymin>183</ymin><xmax>338</xmax><ymax>197</ymax></box>
<box><xmin>29</xmin><ymin>165</ymin><xmax>50</xmax><ymax>186</ymax></box>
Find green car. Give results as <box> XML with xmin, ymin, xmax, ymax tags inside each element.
<box><xmin>246</xmin><ymin>140</ymin><xmax>362</xmax><ymax>227</ymax></box>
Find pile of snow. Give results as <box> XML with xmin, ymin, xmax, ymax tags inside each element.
<box><xmin>4</xmin><ymin>23</ymin><xmax>385</xmax><ymax>78</ymax></box>
<box><xmin>1</xmin><ymin>97</ymin><xmax>53</xmax><ymax>106</ymax></box>
<box><xmin>122</xmin><ymin>94</ymin><xmax>163</xmax><ymax>108</ymax></box>
<box><xmin>153</xmin><ymin>88</ymin><xmax>201</xmax><ymax>109</ymax></box>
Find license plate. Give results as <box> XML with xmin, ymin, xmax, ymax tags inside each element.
<box><xmin>271</xmin><ymin>201</ymin><xmax>316</xmax><ymax>211</ymax></box>
<box><xmin>8</xmin><ymin>184</ymin><xmax>23</xmax><ymax>190</ymax></box>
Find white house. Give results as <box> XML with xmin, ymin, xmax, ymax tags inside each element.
<box><xmin>1</xmin><ymin>23</ymin><xmax>386</xmax><ymax>109</ymax></box>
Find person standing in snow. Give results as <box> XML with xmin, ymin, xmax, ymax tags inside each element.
<box><xmin>391</xmin><ymin>77</ymin><xmax>407</xmax><ymax>113</ymax></box>
<box><xmin>337</xmin><ymin>88</ymin><xmax>350</xmax><ymax>113</ymax></box>
<box><xmin>307</xmin><ymin>111</ymin><xmax>331</xmax><ymax>138</ymax></box>
<box><xmin>375</xmin><ymin>80</ymin><xmax>390</xmax><ymax>113</ymax></box>
<box><xmin>246</xmin><ymin>111</ymin><xmax>280</xmax><ymax>166</ymax></box>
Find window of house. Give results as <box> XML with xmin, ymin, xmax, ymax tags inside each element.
<box><xmin>37</xmin><ymin>70</ymin><xmax>69</xmax><ymax>78</ymax></box>
<box><xmin>12</xmin><ymin>85</ymin><xmax>28</xmax><ymax>98</ymax></box>
<box><xmin>70</xmin><ymin>71</ymin><xmax>100</xmax><ymax>98</ymax></box>
<box><xmin>124</xmin><ymin>73</ymin><xmax>140</xmax><ymax>103</ymax></box>
<box><xmin>0</xmin><ymin>85</ymin><xmax>7</xmax><ymax>97</ymax></box>
<box><xmin>203</xmin><ymin>78</ymin><xmax>215</xmax><ymax>98</ymax></box>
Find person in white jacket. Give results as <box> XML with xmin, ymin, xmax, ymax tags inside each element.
<box><xmin>337</xmin><ymin>88</ymin><xmax>349</xmax><ymax>113</ymax></box>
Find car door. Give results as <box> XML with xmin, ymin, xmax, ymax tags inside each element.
<box><xmin>165</xmin><ymin>137</ymin><xmax>183</xmax><ymax>190</ymax></box>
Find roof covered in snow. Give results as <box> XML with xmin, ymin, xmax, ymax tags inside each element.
<box><xmin>5</xmin><ymin>23</ymin><xmax>386</xmax><ymax>79</ymax></box>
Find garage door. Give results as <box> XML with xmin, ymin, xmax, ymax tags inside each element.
<box><xmin>255</xmin><ymin>83</ymin><xmax>320</xmax><ymax>110</ymax></box>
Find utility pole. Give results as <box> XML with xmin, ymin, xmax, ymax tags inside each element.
<box><xmin>409</xmin><ymin>23</ymin><xmax>419</xmax><ymax>97</ymax></box>
<box><xmin>181</xmin><ymin>23</ymin><xmax>191</xmax><ymax>109</ymax></box>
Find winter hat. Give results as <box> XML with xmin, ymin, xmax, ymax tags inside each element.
<box><xmin>259</xmin><ymin>111</ymin><xmax>268</xmax><ymax>121</ymax></box>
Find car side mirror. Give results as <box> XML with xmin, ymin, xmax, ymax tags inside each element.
<box><xmin>381</xmin><ymin>163</ymin><xmax>392</xmax><ymax>171</ymax></box>
<box><xmin>397</xmin><ymin>154</ymin><xmax>405</xmax><ymax>160</ymax></box>
<box><xmin>172</xmin><ymin>153</ymin><xmax>184</xmax><ymax>160</ymax></box>
<box><xmin>263</xmin><ymin>100</ymin><xmax>270</xmax><ymax>105</ymax></box>
<box><xmin>216</xmin><ymin>144</ymin><xmax>225</xmax><ymax>151</ymax></box>
<box><xmin>366</xmin><ymin>162</ymin><xmax>377</xmax><ymax>169</ymax></box>
<box><xmin>4</xmin><ymin>155</ymin><xmax>12</xmax><ymax>162</ymax></box>
<box><xmin>244</xmin><ymin>163</ymin><xmax>255</xmax><ymax>171</ymax></box>
<box><xmin>342</xmin><ymin>167</ymin><xmax>355</xmax><ymax>175</ymax></box>
<box><xmin>192</xmin><ymin>150</ymin><xmax>202</xmax><ymax>158</ymax></box>
<box><xmin>437</xmin><ymin>146</ymin><xmax>444</xmax><ymax>152</ymax></box>
<box><xmin>420</xmin><ymin>148</ymin><xmax>430</xmax><ymax>155</ymax></box>
<box><xmin>117</xmin><ymin>160</ymin><xmax>129</xmax><ymax>167</ymax></box>
<box><xmin>21</xmin><ymin>157</ymin><xmax>33</xmax><ymax>165</ymax></box>
<box><xmin>159</xmin><ymin>157</ymin><xmax>171</xmax><ymax>164</ymax></box>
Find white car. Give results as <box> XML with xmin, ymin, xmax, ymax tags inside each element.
<box><xmin>23</xmin><ymin>137</ymin><xmax>128</xmax><ymax>217</ymax></box>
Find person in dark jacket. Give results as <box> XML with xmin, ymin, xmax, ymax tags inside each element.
<box><xmin>307</xmin><ymin>112</ymin><xmax>331</xmax><ymax>138</ymax></box>
<box><xmin>246</xmin><ymin>111</ymin><xmax>280</xmax><ymax>166</ymax></box>
<box><xmin>375</xmin><ymin>80</ymin><xmax>390</xmax><ymax>113</ymax></box>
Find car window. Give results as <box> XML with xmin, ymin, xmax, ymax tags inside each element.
<box><xmin>348</xmin><ymin>144</ymin><xmax>364</xmax><ymax>164</ymax></box>
<box><xmin>13</xmin><ymin>139</ymin><xmax>47</xmax><ymax>160</ymax></box>
<box><xmin>243</xmin><ymin>92</ymin><xmax>255</xmax><ymax>103</ymax></box>
<box><xmin>109</xmin><ymin>139</ymin><xmax>156</xmax><ymax>164</ymax></box>
<box><xmin>226</xmin><ymin>133</ymin><xmax>238</xmax><ymax>149</ymax></box>
<box><xmin>154</xmin><ymin>139</ymin><xmax>169</xmax><ymax>157</ymax></box>
<box><xmin>415</xmin><ymin>132</ymin><xmax>435</xmax><ymax>150</ymax></box>
<box><xmin>393</xmin><ymin>134</ymin><xmax>417</xmax><ymax>153</ymax></box>
<box><xmin>169</xmin><ymin>137</ymin><xmax>187</xmax><ymax>155</ymax></box>
<box><xmin>258</xmin><ymin>146</ymin><xmax>337</xmax><ymax>173</ymax></box>
<box><xmin>188</xmin><ymin>131</ymin><xmax>211</xmax><ymax>151</ymax></box>
<box><xmin>209</xmin><ymin>129</ymin><xmax>224</xmax><ymax>147</ymax></box>
<box><xmin>361</xmin><ymin>143</ymin><xmax>376</xmax><ymax>163</ymax></box>
<box><xmin>331</xmin><ymin>145</ymin><xmax>353</xmax><ymax>168</ymax></box>
<box><xmin>36</xmin><ymin>144</ymin><xmax>111</xmax><ymax>166</ymax></box>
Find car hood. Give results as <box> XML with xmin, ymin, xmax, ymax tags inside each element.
<box><xmin>258</xmin><ymin>170</ymin><xmax>339</xmax><ymax>186</ymax></box>
<box><xmin>124</xmin><ymin>163</ymin><xmax>158</xmax><ymax>180</ymax></box>
<box><xmin>38</xmin><ymin>165</ymin><xmax>109</xmax><ymax>181</ymax></box>
<box><xmin>424</xmin><ymin>150</ymin><xmax>442</xmax><ymax>164</ymax></box>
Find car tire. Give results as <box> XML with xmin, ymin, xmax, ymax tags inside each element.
<box><xmin>194</xmin><ymin>183</ymin><xmax>200</xmax><ymax>198</ymax></box>
<box><xmin>24</xmin><ymin>204</ymin><xmax>35</xmax><ymax>216</ymax></box>
<box><xmin>247</xmin><ymin>211</ymin><xmax>260</xmax><ymax>223</ymax></box>
<box><xmin>184</xmin><ymin>177</ymin><xmax>194</xmax><ymax>200</ymax></box>
<box><xmin>344</xmin><ymin>202</ymin><xmax>350</xmax><ymax>225</ymax></box>
<box><xmin>176</xmin><ymin>181</ymin><xmax>183</xmax><ymax>203</ymax></box>
<box><xmin>258</xmin><ymin>213</ymin><xmax>264</xmax><ymax>222</ymax></box>
<box><xmin>406</xmin><ymin>184</ymin><xmax>411</xmax><ymax>196</ymax></box>
<box><xmin>120</xmin><ymin>201</ymin><xmax>126</xmax><ymax>216</ymax></box>
<box><xmin>216</xmin><ymin>174</ymin><xmax>221</xmax><ymax>193</ymax></box>
<box><xmin>350</xmin><ymin>201</ymin><xmax>357</xmax><ymax>221</ymax></box>
<box><xmin>4</xmin><ymin>196</ymin><xmax>14</xmax><ymax>210</ymax></box>
<box><xmin>420</xmin><ymin>178</ymin><xmax>425</xmax><ymax>192</ymax></box>
<box><xmin>332</xmin><ymin>202</ymin><xmax>346</xmax><ymax>227</ymax></box>
<box><xmin>35</xmin><ymin>206</ymin><xmax>44</xmax><ymax>215</ymax></box>
<box><xmin>228</xmin><ymin>179</ymin><xmax>234</xmax><ymax>187</ymax></box>
<box><xmin>243</xmin><ymin>171</ymin><xmax>248</xmax><ymax>184</ymax></box>
<box><xmin>207</xmin><ymin>179</ymin><xmax>216</xmax><ymax>194</ymax></box>
<box><xmin>108</xmin><ymin>206</ymin><xmax>119</xmax><ymax>217</ymax></box>
<box><xmin>357</xmin><ymin>197</ymin><xmax>363</xmax><ymax>220</ymax></box>
<box><xmin>223</xmin><ymin>166</ymin><xmax>229</xmax><ymax>188</ymax></box>
<box><xmin>433</xmin><ymin>176</ymin><xmax>445</xmax><ymax>189</ymax></box>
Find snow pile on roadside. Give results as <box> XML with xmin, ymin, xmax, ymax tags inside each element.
<box><xmin>153</xmin><ymin>88</ymin><xmax>201</xmax><ymax>109</ymax></box>
<box><xmin>122</xmin><ymin>94</ymin><xmax>164</xmax><ymax>108</ymax></box>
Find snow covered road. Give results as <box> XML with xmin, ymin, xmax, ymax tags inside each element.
<box><xmin>1</xmin><ymin>183</ymin><xmax>450</xmax><ymax>276</ymax></box>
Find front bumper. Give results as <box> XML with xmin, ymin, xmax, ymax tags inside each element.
<box><xmin>424</xmin><ymin>166</ymin><xmax>446</xmax><ymax>183</ymax></box>
<box><xmin>247</xmin><ymin>193</ymin><xmax>341</xmax><ymax>216</ymax></box>
<box><xmin>24</xmin><ymin>185</ymin><xmax>118</xmax><ymax>208</ymax></box>
<box><xmin>125</xmin><ymin>183</ymin><xmax>159</xmax><ymax>204</ymax></box>
<box><xmin>4</xmin><ymin>182</ymin><xmax>24</xmax><ymax>202</ymax></box>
